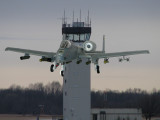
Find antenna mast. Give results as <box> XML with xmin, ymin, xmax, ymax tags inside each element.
<box><xmin>88</xmin><ymin>10</ymin><xmax>90</xmax><ymax>26</ymax></box>
<box><xmin>73</xmin><ymin>10</ymin><xmax>74</xmax><ymax>23</ymax></box>
<box><xmin>80</xmin><ymin>9</ymin><xmax>81</xmax><ymax>23</ymax></box>
<box><xmin>64</xmin><ymin>10</ymin><xmax>66</xmax><ymax>24</ymax></box>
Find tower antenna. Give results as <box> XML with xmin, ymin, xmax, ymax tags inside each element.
<box><xmin>61</xmin><ymin>15</ymin><xmax>63</xmax><ymax>25</ymax></box>
<box><xmin>64</xmin><ymin>10</ymin><xmax>66</xmax><ymax>24</ymax></box>
<box><xmin>77</xmin><ymin>18</ymin><xmax>78</xmax><ymax>23</ymax></box>
<box><xmin>73</xmin><ymin>10</ymin><xmax>74</xmax><ymax>23</ymax></box>
<box><xmin>88</xmin><ymin>10</ymin><xmax>90</xmax><ymax>26</ymax></box>
<box><xmin>102</xmin><ymin>35</ymin><xmax>105</xmax><ymax>53</ymax></box>
<box><xmin>80</xmin><ymin>9</ymin><xmax>81</xmax><ymax>23</ymax></box>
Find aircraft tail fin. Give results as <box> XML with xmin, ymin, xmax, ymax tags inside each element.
<box><xmin>102</xmin><ymin>35</ymin><xmax>105</xmax><ymax>53</ymax></box>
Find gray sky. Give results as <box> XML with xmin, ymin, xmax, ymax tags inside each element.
<box><xmin>0</xmin><ymin>0</ymin><xmax>160</xmax><ymax>91</ymax></box>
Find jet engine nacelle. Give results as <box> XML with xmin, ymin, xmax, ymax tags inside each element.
<box><xmin>83</xmin><ymin>41</ymin><xmax>96</xmax><ymax>52</ymax></box>
<box><xmin>20</xmin><ymin>56</ymin><xmax>30</xmax><ymax>60</ymax></box>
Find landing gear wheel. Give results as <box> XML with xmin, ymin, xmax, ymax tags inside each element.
<box><xmin>96</xmin><ymin>65</ymin><xmax>100</xmax><ymax>74</ymax></box>
<box><xmin>61</xmin><ymin>70</ymin><xmax>64</xmax><ymax>77</ymax></box>
<box><xmin>50</xmin><ymin>64</ymin><xmax>54</xmax><ymax>72</ymax></box>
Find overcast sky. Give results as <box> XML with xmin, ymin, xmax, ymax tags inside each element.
<box><xmin>0</xmin><ymin>0</ymin><xmax>160</xmax><ymax>91</ymax></box>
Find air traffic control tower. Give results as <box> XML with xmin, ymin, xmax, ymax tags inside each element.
<box><xmin>62</xmin><ymin>13</ymin><xmax>91</xmax><ymax>120</ymax></box>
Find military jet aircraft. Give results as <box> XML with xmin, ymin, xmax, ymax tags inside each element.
<box><xmin>5</xmin><ymin>36</ymin><xmax>149</xmax><ymax>76</ymax></box>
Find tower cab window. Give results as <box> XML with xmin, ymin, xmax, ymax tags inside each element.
<box><xmin>63</xmin><ymin>33</ymin><xmax>90</xmax><ymax>42</ymax></box>
<box><xmin>65</xmin><ymin>34</ymin><xmax>73</xmax><ymax>41</ymax></box>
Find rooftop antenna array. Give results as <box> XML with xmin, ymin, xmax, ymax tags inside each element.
<box><xmin>62</xmin><ymin>10</ymin><xmax>91</xmax><ymax>27</ymax></box>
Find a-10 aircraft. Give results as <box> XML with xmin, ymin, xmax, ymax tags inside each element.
<box><xmin>5</xmin><ymin>36</ymin><xmax>149</xmax><ymax>76</ymax></box>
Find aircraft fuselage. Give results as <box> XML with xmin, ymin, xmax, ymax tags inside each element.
<box><xmin>56</xmin><ymin>41</ymin><xmax>80</xmax><ymax>63</ymax></box>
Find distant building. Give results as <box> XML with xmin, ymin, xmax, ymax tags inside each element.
<box><xmin>91</xmin><ymin>108</ymin><xmax>142</xmax><ymax>120</ymax></box>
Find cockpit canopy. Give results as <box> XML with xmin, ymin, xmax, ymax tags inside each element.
<box><xmin>60</xmin><ymin>40</ymin><xmax>72</xmax><ymax>49</ymax></box>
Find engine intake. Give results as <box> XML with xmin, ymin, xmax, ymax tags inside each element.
<box><xmin>83</xmin><ymin>41</ymin><xmax>96</xmax><ymax>52</ymax></box>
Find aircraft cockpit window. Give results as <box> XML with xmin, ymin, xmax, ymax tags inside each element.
<box><xmin>60</xmin><ymin>41</ymin><xmax>71</xmax><ymax>48</ymax></box>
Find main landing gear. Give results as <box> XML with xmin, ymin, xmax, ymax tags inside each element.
<box><xmin>95</xmin><ymin>65</ymin><xmax>100</xmax><ymax>74</ymax></box>
<box><xmin>60</xmin><ymin>70</ymin><xmax>64</xmax><ymax>77</ymax></box>
<box><xmin>60</xmin><ymin>65</ymin><xmax>65</xmax><ymax>77</ymax></box>
<box><xmin>50</xmin><ymin>64</ymin><xmax>54</xmax><ymax>72</ymax></box>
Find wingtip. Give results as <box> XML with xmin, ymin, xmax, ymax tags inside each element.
<box><xmin>142</xmin><ymin>50</ymin><xmax>150</xmax><ymax>54</ymax></box>
<box><xmin>146</xmin><ymin>50</ymin><xmax>150</xmax><ymax>54</ymax></box>
<box><xmin>5</xmin><ymin>47</ymin><xmax>8</xmax><ymax>51</ymax></box>
<box><xmin>5</xmin><ymin>47</ymin><xmax>10</xmax><ymax>51</ymax></box>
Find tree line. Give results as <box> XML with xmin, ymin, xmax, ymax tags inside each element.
<box><xmin>0</xmin><ymin>82</ymin><xmax>160</xmax><ymax>120</ymax></box>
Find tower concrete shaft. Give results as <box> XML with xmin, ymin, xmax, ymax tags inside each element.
<box><xmin>63</xmin><ymin>59</ymin><xmax>90</xmax><ymax>120</ymax></box>
<box><xmin>62</xmin><ymin>20</ymin><xmax>91</xmax><ymax>120</ymax></box>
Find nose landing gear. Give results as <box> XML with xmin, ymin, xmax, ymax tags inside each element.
<box><xmin>95</xmin><ymin>65</ymin><xmax>100</xmax><ymax>74</ymax></box>
<box><xmin>50</xmin><ymin>63</ymin><xmax>65</xmax><ymax>77</ymax></box>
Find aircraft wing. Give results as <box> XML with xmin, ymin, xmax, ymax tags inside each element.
<box><xmin>5</xmin><ymin>47</ymin><xmax>56</xmax><ymax>57</ymax></box>
<box><xmin>81</xmin><ymin>50</ymin><xmax>149</xmax><ymax>59</ymax></box>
